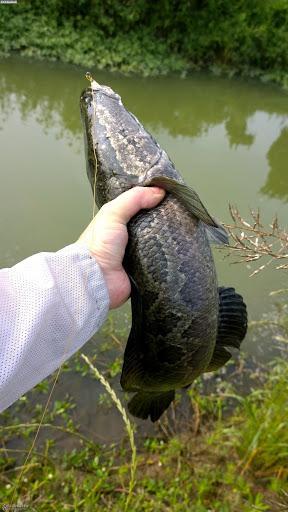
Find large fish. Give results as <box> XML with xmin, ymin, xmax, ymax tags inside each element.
<box><xmin>80</xmin><ymin>77</ymin><xmax>247</xmax><ymax>422</ymax></box>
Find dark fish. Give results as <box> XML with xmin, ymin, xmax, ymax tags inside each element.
<box><xmin>80</xmin><ymin>78</ymin><xmax>247</xmax><ymax>422</ymax></box>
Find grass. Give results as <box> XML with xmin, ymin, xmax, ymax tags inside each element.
<box><xmin>81</xmin><ymin>354</ymin><xmax>137</xmax><ymax>512</ymax></box>
<box><xmin>0</xmin><ymin>344</ymin><xmax>287</xmax><ymax>511</ymax></box>
<box><xmin>1</xmin><ymin>274</ymin><xmax>288</xmax><ymax>510</ymax></box>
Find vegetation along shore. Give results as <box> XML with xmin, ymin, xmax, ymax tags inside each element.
<box><xmin>0</xmin><ymin>314</ymin><xmax>287</xmax><ymax>510</ymax></box>
<box><xmin>0</xmin><ymin>0</ymin><xmax>287</xmax><ymax>87</ymax></box>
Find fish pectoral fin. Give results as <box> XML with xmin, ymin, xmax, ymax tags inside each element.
<box><xmin>206</xmin><ymin>286</ymin><xmax>248</xmax><ymax>372</ymax></box>
<box><xmin>205</xmin><ymin>346</ymin><xmax>232</xmax><ymax>372</ymax></box>
<box><xmin>146</xmin><ymin>175</ymin><xmax>217</xmax><ymax>227</ymax></box>
<box><xmin>128</xmin><ymin>390</ymin><xmax>175</xmax><ymax>422</ymax></box>
<box><xmin>120</xmin><ymin>276</ymin><xmax>145</xmax><ymax>391</ymax></box>
<box><xmin>204</xmin><ymin>220</ymin><xmax>229</xmax><ymax>245</ymax></box>
<box><xmin>120</xmin><ymin>340</ymin><xmax>145</xmax><ymax>391</ymax></box>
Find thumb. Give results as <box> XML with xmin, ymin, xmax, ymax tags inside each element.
<box><xmin>101</xmin><ymin>186</ymin><xmax>165</xmax><ymax>225</ymax></box>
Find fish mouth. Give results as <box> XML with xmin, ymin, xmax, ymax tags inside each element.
<box><xmin>81</xmin><ymin>73</ymin><xmax>120</xmax><ymax>103</ymax></box>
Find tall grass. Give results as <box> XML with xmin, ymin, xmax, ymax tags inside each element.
<box><xmin>235</xmin><ymin>360</ymin><xmax>288</xmax><ymax>482</ymax></box>
<box><xmin>81</xmin><ymin>354</ymin><xmax>137</xmax><ymax>512</ymax></box>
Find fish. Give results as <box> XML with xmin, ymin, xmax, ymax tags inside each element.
<box><xmin>80</xmin><ymin>77</ymin><xmax>248</xmax><ymax>422</ymax></box>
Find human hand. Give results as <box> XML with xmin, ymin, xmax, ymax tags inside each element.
<box><xmin>77</xmin><ymin>186</ymin><xmax>165</xmax><ymax>309</ymax></box>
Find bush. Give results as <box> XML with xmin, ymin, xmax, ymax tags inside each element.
<box><xmin>0</xmin><ymin>0</ymin><xmax>287</xmax><ymax>84</ymax></box>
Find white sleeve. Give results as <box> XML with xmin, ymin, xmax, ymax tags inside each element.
<box><xmin>0</xmin><ymin>243</ymin><xmax>110</xmax><ymax>412</ymax></box>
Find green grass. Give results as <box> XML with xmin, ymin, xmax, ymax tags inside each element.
<box><xmin>0</xmin><ymin>354</ymin><xmax>287</xmax><ymax>511</ymax></box>
<box><xmin>1</xmin><ymin>268</ymin><xmax>288</xmax><ymax>510</ymax></box>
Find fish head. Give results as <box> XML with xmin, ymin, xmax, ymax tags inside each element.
<box><xmin>80</xmin><ymin>77</ymin><xmax>163</xmax><ymax>206</ymax></box>
<box><xmin>80</xmin><ymin>79</ymin><xmax>127</xmax><ymax>207</ymax></box>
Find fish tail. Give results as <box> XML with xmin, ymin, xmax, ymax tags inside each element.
<box><xmin>128</xmin><ymin>390</ymin><xmax>175</xmax><ymax>422</ymax></box>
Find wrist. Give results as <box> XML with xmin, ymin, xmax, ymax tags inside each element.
<box><xmin>78</xmin><ymin>245</ymin><xmax>129</xmax><ymax>309</ymax></box>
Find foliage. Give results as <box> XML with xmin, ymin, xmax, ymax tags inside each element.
<box><xmin>0</xmin><ymin>273</ymin><xmax>287</xmax><ymax>509</ymax></box>
<box><xmin>0</xmin><ymin>0</ymin><xmax>287</xmax><ymax>85</ymax></box>
<box><xmin>0</xmin><ymin>351</ymin><xmax>287</xmax><ymax>510</ymax></box>
<box><xmin>232</xmin><ymin>360</ymin><xmax>288</xmax><ymax>483</ymax></box>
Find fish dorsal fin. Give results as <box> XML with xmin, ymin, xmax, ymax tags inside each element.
<box><xmin>128</xmin><ymin>390</ymin><xmax>175</xmax><ymax>422</ymax></box>
<box><xmin>120</xmin><ymin>276</ymin><xmax>145</xmax><ymax>392</ymax></box>
<box><xmin>205</xmin><ymin>286</ymin><xmax>248</xmax><ymax>372</ymax></box>
<box><xmin>147</xmin><ymin>175</ymin><xmax>217</xmax><ymax>227</ymax></box>
<box><xmin>106</xmin><ymin>172</ymin><xmax>229</xmax><ymax>244</ymax></box>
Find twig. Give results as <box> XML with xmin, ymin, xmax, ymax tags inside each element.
<box><xmin>222</xmin><ymin>205</ymin><xmax>288</xmax><ymax>275</ymax></box>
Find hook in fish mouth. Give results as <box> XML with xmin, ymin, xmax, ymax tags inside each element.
<box><xmin>84</xmin><ymin>72</ymin><xmax>122</xmax><ymax>101</ymax></box>
<box><xmin>85</xmin><ymin>71</ymin><xmax>101</xmax><ymax>91</ymax></box>
<box><xmin>86</xmin><ymin>71</ymin><xmax>104</xmax><ymax>90</ymax></box>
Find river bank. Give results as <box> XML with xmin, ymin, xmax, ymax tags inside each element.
<box><xmin>0</xmin><ymin>349</ymin><xmax>287</xmax><ymax>511</ymax></box>
<box><xmin>1</xmin><ymin>300</ymin><xmax>288</xmax><ymax>511</ymax></box>
<box><xmin>0</xmin><ymin>1</ymin><xmax>287</xmax><ymax>87</ymax></box>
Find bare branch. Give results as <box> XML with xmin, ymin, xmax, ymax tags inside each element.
<box><xmin>222</xmin><ymin>206</ymin><xmax>288</xmax><ymax>275</ymax></box>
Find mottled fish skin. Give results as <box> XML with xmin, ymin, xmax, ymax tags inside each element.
<box><xmin>124</xmin><ymin>197</ymin><xmax>218</xmax><ymax>391</ymax></box>
<box><xmin>80</xmin><ymin>85</ymin><xmax>182</xmax><ymax>203</ymax></box>
<box><xmin>80</xmin><ymin>83</ymin><xmax>221</xmax><ymax>395</ymax></box>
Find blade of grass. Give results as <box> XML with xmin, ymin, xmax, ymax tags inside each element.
<box><xmin>81</xmin><ymin>354</ymin><xmax>137</xmax><ymax>511</ymax></box>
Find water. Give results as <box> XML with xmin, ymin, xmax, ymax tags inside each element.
<box><xmin>1</xmin><ymin>56</ymin><xmax>288</xmax><ymax>441</ymax></box>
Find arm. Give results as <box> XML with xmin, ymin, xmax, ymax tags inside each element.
<box><xmin>0</xmin><ymin>244</ymin><xmax>109</xmax><ymax>412</ymax></box>
<box><xmin>0</xmin><ymin>187</ymin><xmax>165</xmax><ymax>412</ymax></box>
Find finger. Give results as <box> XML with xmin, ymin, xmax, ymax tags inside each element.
<box><xmin>101</xmin><ymin>186</ymin><xmax>165</xmax><ymax>225</ymax></box>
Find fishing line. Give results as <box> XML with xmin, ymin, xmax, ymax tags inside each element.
<box><xmin>85</xmin><ymin>71</ymin><xmax>99</xmax><ymax>221</ymax></box>
<box><xmin>10</xmin><ymin>73</ymin><xmax>98</xmax><ymax>507</ymax></box>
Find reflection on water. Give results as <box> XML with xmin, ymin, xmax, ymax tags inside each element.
<box><xmin>261</xmin><ymin>127</ymin><xmax>288</xmax><ymax>200</ymax></box>
<box><xmin>1</xmin><ymin>57</ymin><xmax>288</xmax><ymax>202</ymax></box>
<box><xmin>225</xmin><ymin>114</ymin><xmax>255</xmax><ymax>147</ymax></box>
<box><xmin>0</xmin><ymin>60</ymin><xmax>288</xmax><ymax>135</ymax></box>
<box><xmin>0</xmin><ymin>60</ymin><xmax>82</xmax><ymax>147</ymax></box>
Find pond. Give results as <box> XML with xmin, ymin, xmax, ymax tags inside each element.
<box><xmin>1</xmin><ymin>56</ymin><xmax>288</xmax><ymax>442</ymax></box>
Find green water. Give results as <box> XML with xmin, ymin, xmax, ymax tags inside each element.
<box><xmin>1</xmin><ymin>56</ymin><xmax>288</xmax><ymax>356</ymax></box>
